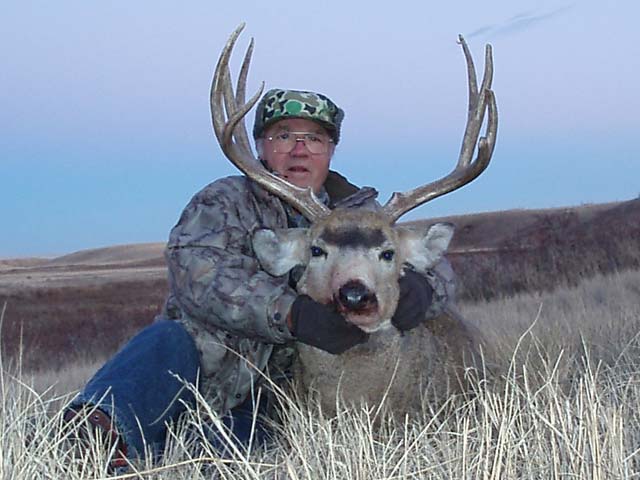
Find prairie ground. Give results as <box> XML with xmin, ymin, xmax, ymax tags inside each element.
<box><xmin>2</xmin><ymin>268</ymin><xmax>640</xmax><ymax>479</ymax></box>
<box><xmin>2</xmin><ymin>198</ymin><xmax>638</xmax><ymax>478</ymax></box>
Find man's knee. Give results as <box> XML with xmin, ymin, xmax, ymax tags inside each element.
<box><xmin>152</xmin><ymin>319</ymin><xmax>192</xmax><ymax>345</ymax></box>
<box><xmin>148</xmin><ymin>320</ymin><xmax>199</xmax><ymax>366</ymax></box>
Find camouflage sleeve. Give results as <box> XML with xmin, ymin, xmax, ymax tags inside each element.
<box><xmin>165</xmin><ymin>178</ymin><xmax>295</xmax><ymax>344</ymax></box>
<box><xmin>423</xmin><ymin>257</ymin><xmax>457</xmax><ymax>319</ymax></box>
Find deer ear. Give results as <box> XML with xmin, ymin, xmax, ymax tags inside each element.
<box><xmin>252</xmin><ymin>228</ymin><xmax>310</xmax><ymax>276</ymax></box>
<box><xmin>396</xmin><ymin>222</ymin><xmax>455</xmax><ymax>271</ymax></box>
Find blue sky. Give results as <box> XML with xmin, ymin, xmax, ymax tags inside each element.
<box><xmin>2</xmin><ymin>1</ymin><xmax>638</xmax><ymax>257</ymax></box>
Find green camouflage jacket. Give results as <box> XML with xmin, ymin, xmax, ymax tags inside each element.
<box><xmin>159</xmin><ymin>171</ymin><xmax>455</xmax><ymax>414</ymax></box>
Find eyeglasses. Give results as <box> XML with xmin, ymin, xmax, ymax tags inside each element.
<box><xmin>265</xmin><ymin>131</ymin><xmax>334</xmax><ymax>154</ymax></box>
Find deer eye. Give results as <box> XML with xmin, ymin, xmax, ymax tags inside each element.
<box><xmin>310</xmin><ymin>246</ymin><xmax>326</xmax><ymax>258</ymax></box>
<box><xmin>380</xmin><ymin>250</ymin><xmax>395</xmax><ymax>262</ymax></box>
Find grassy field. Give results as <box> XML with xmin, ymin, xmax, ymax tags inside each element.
<box><xmin>2</xmin><ymin>268</ymin><xmax>640</xmax><ymax>479</ymax></box>
<box><xmin>0</xmin><ymin>277</ymin><xmax>167</xmax><ymax>373</ymax></box>
<box><xmin>3</xmin><ymin>199</ymin><xmax>639</xmax><ymax>375</ymax></box>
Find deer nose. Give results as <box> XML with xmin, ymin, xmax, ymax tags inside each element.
<box><xmin>338</xmin><ymin>281</ymin><xmax>376</xmax><ymax>311</ymax></box>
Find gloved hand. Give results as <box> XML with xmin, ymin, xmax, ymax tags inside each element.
<box><xmin>391</xmin><ymin>269</ymin><xmax>434</xmax><ymax>332</ymax></box>
<box><xmin>289</xmin><ymin>295</ymin><xmax>368</xmax><ymax>354</ymax></box>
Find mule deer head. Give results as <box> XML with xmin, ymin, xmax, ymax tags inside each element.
<box><xmin>210</xmin><ymin>24</ymin><xmax>497</xmax><ymax>332</ymax></box>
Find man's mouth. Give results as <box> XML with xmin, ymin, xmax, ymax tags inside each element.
<box><xmin>287</xmin><ymin>166</ymin><xmax>310</xmax><ymax>174</ymax></box>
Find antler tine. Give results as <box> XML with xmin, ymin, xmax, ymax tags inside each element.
<box><xmin>382</xmin><ymin>36</ymin><xmax>498</xmax><ymax>223</ymax></box>
<box><xmin>219</xmin><ymin>40</ymin><xmax>253</xmax><ymax>155</ymax></box>
<box><xmin>459</xmin><ymin>35</ymin><xmax>479</xmax><ymax>114</ymax></box>
<box><xmin>458</xmin><ymin>37</ymin><xmax>493</xmax><ymax>168</ymax></box>
<box><xmin>211</xmin><ymin>25</ymin><xmax>249</xmax><ymax>144</ymax></box>
<box><xmin>232</xmin><ymin>38</ymin><xmax>255</xmax><ymax>155</ymax></box>
<box><xmin>210</xmin><ymin>24</ymin><xmax>331</xmax><ymax>221</ymax></box>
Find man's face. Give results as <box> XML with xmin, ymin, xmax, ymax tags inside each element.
<box><xmin>258</xmin><ymin>118</ymin><xmax>334</xmax><ymax>194</ymax></box>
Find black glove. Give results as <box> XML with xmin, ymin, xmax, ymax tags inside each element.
<box><xmin>391</xmin><ymin>269</ymin><xmax>433</xmax><ymax>332</ymax></box>
<box><xmin>290</xmin><ymin>295</ymin><xmax>368</xmax><ymax>354</ymax></box>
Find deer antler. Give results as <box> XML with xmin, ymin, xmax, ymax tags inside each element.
<box><xmin>382</xmin><ymin>35</ymin><xmax>498</xmax><ymax>223</ymax></box>
<box><xmin>210</xmin><ymin>24</ymin><xmax>331</xmax><ymax>221</ymax></box>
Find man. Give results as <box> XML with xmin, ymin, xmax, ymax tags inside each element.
<box><xmin>65</xmin><ymin>89</ymin><xmax>453</xmax><ymax>470</ymax></box>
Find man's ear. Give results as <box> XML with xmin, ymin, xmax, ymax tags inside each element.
<box><xmin>252</xmin><ymin>228</ymin><xmax>310</xmax><ymax>276</ymax></box>
<box><xmin>396</xmin><ymin>222</ymin><xmax>455</xmax><ymax>271</ymax></box>
<box><xmin>255</xmin><ymin>138</ymin><xmax>264</xmax><ymax>160</ymax></box>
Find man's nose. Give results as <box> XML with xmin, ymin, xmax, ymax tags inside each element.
<box><xmin>290</xmin><ymin>139</ymin><xmax>310</xmax><ymax>155</ymax></box>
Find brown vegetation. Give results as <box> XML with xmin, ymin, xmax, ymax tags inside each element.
<box><xmin>5</xmin><ymin>268</ymin><xmax>640</xmax><ymax>479</ymax></box>
<box><xmin>0</xmin><ymin>198</ymin><xmax>638</xmax><ymax>375</ymax></box>
<box><xmin>1</xmin><ymin>198</ymin><xmax>639</xmax><ymax>478</ymax></box>
<box><xmin>412</xmin><ymin>197</ymin><xmax>640</xmax><ymax>300</ymax></box>
<box><xmin>0</xmin><ymin>279</ymin><xmax>167</xmax><ymax>371</ymax></box>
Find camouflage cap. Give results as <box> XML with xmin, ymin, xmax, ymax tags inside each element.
<box><xmin>253</xmin><ymin>89</ymin><xmax>344</xmax><ymax>144</ymax></box>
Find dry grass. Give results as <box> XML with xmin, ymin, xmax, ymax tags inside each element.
<box><xmin>2</xmin><ymin>269</ymin><xmax>640</xmax><ymax>478</ymax></box>
<box><xmin>0</xmin><ymin>279</ymin><xmax>167</xmax><ymax>372</ymax></box>
<box><xmin>451</xmin><ymin>232</ymin><xmax>640</xmax><ymax>302</ymax></box>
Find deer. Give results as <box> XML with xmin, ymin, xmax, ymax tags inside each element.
<box><xmin>209</xmin><ymin>24</ymin><xmax>497</xmax><ymax>416</ymax></box>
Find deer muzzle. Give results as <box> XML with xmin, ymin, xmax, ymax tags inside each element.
<box><xmin>336</xmin><ymin>280</ymin><xmax>378</xmax><ymax>314</ymax></box>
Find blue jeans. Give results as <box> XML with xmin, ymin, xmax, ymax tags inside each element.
<box><xmin>69</xmin><ymin>320</ymin><xmax>270</xmax><ymax>459</ymax></box>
